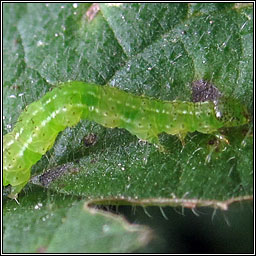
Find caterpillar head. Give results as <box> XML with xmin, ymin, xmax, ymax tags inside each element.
<box><xmin>215</xmin><ymin>97</ymin><xmax>250</xmax><ymax>127</ymax></box>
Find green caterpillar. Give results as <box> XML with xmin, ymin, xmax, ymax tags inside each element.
<box><xmin>3</xmin><ymin>81</ymin><xmax>249</xmax><ymax>198</ymax></box>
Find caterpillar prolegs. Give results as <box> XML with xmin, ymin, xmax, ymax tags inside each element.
<box><xmin>3</xmin><ymin>81</ymin><xmax>249</xmax><ymax>198</ymax></box>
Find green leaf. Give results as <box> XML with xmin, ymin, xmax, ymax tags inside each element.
<box><xmin>3</xmin><ymin>187</ymin><xmax>151</xmax><ymax>253</ymax></box>
<box><xmin>3</xmin><ymin>3</ymin><xmax>253</xmax><ymax>252</ymax></box>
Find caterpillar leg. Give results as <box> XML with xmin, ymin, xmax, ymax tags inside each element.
<box><xmin>136</xmin><ymin>132</ymin><xmax>166</xmax><ymax>152</ymax></box>
<box><xmin>177</xmin><ymin>132</ymin><xmax>187</xmax><ymax>147</ymax></box>
<box><xmin>149</xmin><ymin>137</ymin><xmax>166</xmax><ymax>153</ymax></box>
<box><xmin>214</xmin><ymin>133</ymin><xmax>230</xmax><ymax>145</ymax></box>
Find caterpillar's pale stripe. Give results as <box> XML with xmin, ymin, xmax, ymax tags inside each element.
<box><xmin>3</xmin><ymin>81</ymin><xmax>249</xmax><ymax>198</ymax></box>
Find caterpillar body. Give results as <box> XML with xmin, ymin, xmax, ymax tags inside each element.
<box><xmin>3</xmin><ymin>81</ymin><xmax>249</xmax><ymax>198</ymax></box>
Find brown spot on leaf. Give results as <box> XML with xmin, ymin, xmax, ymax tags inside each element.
<box><xmin>192</xmin><ymin>80</ymin><xmax>221</xmax><ymax>103</ymax></box>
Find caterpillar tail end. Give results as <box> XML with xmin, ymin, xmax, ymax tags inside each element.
<box><xmin>8</xmin><ymin>182</ymin><xmax>27</xmax><ymax>201</ymax></box>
